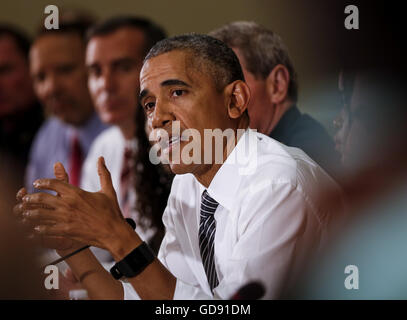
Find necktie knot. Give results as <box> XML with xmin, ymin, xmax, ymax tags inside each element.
<box><xmin>200</xmin><ymin>190</ymin><xmax>219</xmax><ymax>217</ymax></box>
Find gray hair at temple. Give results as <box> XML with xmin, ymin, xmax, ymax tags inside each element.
<box><xmin>209</xmin><ymin>21</ymin><xmax>298</xmax><ymax>102</ymax></box>
<box><xmin>144</xmin><ymin>33</ymin><xmax>245</xmax><ymax>92</ymax></box>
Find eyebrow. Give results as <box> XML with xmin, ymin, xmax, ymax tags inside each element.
<box><xmin>139</xmin><ymin>79</ymin><xmax>192</xmax><ymax>102</ymax></box>
<box><xmin>161</xmin><ymin>79</ymin><xmax>191</xmax><ymax>88</ymax></box>
<box><xmin>111</xmin><ymin>57</ymin><xmax>136</xmax><ymax>67</ymax></box>
<box><xmin>87</xmin><ymin>57</ymin><xmax>135</xmax><ymax>69</ymax></box>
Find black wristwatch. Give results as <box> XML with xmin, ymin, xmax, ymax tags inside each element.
<box><xmin>110</xmin><ymin>242</ymin><xmax>155</xmax><ymax>280</ymax></box>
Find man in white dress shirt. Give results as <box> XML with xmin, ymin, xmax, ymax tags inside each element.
<box><xmin>81</xmin><ymin>16</ymin><xmax>166</xmax><ymax>243</ymax></box>
<box><xmin>19</xmin><ymin>34</ymin><xmax>342</xmax><ymax>299</ymax></box>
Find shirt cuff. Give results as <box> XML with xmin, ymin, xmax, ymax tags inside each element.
<box><xmin>121</xmin><ymin>278</ymin><xmax>213</xmax><ymax>300</ymax></box>
<box><xmin>121</xmin><ymin>281</ymin><xmax>141</xmax><ymax>300</ymax></box>
<box><xmin>173</xmin><ymin>278</ymin><xmax>213</xmax><ymax>300</ymax></box>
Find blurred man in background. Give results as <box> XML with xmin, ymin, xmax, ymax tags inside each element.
<box><xmin>26</xmin><ymin>19</ymin><xmax>107</xmax><ymax>191</ymax></box>
<box><xmin>82</xmin><ymin>16</ymin><xmax>167</xmax><ymax>250</ymax></box>
<box><xmin>286</xmin><ymin>11</ymin><xmax>407</xmax><ymax>298</ymax></box>
<box><xmin>210</xmin><ymin>21</ymin><xmax>341</xmax><ymax>180</ymax></box>
<box><xmin>0</xmin><ymin>25</ymin><xmax>43</xmax><ymax>176</ymax></box>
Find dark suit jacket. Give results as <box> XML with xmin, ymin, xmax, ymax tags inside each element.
<box><xmin>270</xmin><ymin>105</ymin><xmax>341</xmax><ymax>181</ymax></box>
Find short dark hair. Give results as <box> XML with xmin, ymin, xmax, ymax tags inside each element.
<box><xmin>86</xmin><ymin>16</ymin><xmax>167</xmax><ymax>56</ymax></box>
<box><xmin>35</xmin><ymin>20</ymin><xmax>94</xmax><ymax>43</ymax></box>
<box><xmin>145</xmin><ymin>33</ymin><xmax>245</xmax><ymax>91</ymax></box>
<box><xmin>210</xmin><ymin>21</ymin><xmax>298</xmax><ymax>102</ymax></box>
<box><xmin>0</xmin><ymin>24</ymin><xmax>31</xmax><ymax>59</ymax></box>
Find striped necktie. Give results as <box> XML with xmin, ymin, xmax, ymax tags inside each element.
<box><xmin>69</xmin><ymin>134</ymin><xmax>83</xmax><ymax>187</ymax></box>
<box><xmin>199</xmin><ymin>190</ymin><xmax>220</xmax><ymax>291</ymax></box>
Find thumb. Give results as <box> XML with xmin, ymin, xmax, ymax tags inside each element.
<box><xmin>97</xmin><ymin>157</ymin><xmax>116</xmax><ymax>198</ymax></box>
<box><xmin>54</xmin><ymin>162</ymin><xmax>69</xmax><ymax>183</ymax></box>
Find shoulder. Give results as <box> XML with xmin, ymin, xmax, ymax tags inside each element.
<box><xmin>291</xmin><ymin>113</ymin><xmax>334</xmax><ymax>146</ymax></box>
<box><xmin>242</xmin><ymin>131</ymin><xmax>341</xmax><ymax>207</ymax></box>
<box><xmin>30</xmin><ymin>117</ymin><xmax>67</xmax><ymax>153</ymax></box>
<box><xmin>92</xmin><ymin>126</ymin><xmax>123</xmax><ymax>145</ymax></box>
<box><xmin>288</xmin><ymin>112</ymin><xmax>341</xmax><ymax>178</ymax></box>
<box><xmin>249</xmin><ymin>131</ymin><xmax>309</xmax><ymax>184</ymax></box>
<box><xmin>35</xmin><ymin>117</ymin><xmax>65</xmax><ymax>138</ymax></box>
<box><xmin>87</xmin><ymin>127</ymin><xmax>123</xmax><ymax>156</ymax></box>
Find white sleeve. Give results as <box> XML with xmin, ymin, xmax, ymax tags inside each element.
<box><xmin>213</xmin><ymin>182</ymin><xmax>322</xmax><ymax>299</ymax></box>
<box><xmin>121</xmin><ymin>278</ymin><xmax>212</xmax><ymax>300</ymax></box>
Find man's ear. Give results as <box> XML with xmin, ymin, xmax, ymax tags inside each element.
<box><xmin>266</xmin><ymin>64</ymin><xmax>290</xmax><ymax>105</ymax></box>
<box><xmin>225</xmin><ymin>80</ymin><xmax>251</xmax><ymax>119</ymax></box>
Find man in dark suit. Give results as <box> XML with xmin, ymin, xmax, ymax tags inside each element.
<box><xmin>210</xmin><ymin>21</ymin><xmax>341</xmax><ymax>180</ymax></box>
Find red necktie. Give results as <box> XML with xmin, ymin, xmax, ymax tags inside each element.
<box><xmin>69</xmin><ymin>135</ymin><xmax>83</xmax><ymax>187</ymax></box>
<box><xmin>120</xmin><ymin>147</ymin><xmax>134</xmax><ymax>218</ymax></box>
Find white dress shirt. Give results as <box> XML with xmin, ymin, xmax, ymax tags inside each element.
<box><xmin>122</xmin><ymin>129</ymin><xmax>343</xmax><ymax>299</ymax></box>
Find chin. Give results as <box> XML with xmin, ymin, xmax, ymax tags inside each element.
<box><xmin>168</xmin><ymin>162</ymin><xmax>198</xmax><ymax>176</ymax></box>
<box><xmin>100</xmin><ymin>113</ymin><xmax>122</xmax><ymax>125</ymax></box>
<box><xmin>168</xmin><ymin>163</ymin><xmax>188</xmax><ymax>175</ymax></box>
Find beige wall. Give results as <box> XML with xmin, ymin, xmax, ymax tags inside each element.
<box><xmin>1</xmin><ymin>0</ymin><xmax>344</xmax><ymax>132</ymax></box>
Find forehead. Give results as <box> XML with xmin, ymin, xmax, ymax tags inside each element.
<box><xmin>30</xmin><ymin>34</ymin><xmax>84</xmax><ymax>65</ymax></box>
<box><xmin>140</xmin><ymin>50</ymin><xmax>208</xmax><ymax>91</ymax></box>
<box><xmin>86</xmin><ymin>27</ymin><xmax>145</xmax><ymax>64</ymax></box>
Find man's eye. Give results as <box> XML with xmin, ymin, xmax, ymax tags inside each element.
<box><xmin>34</xmin><ymin>73</ymin><xmax>46</xmax><ymax>83</ymax></box>
<box><xmin>172</xmin><ymin>89</ymin><xmax>184</xmax><ymax>97</ymax></box>
<box><xmin>117</xmin><ymin>63</ymin><xmax>132</xmax><ymax>72</ymax></box>
<box><xmin>88</xmin><ymin>66</ymin><xmax>101</xmax><ymax>77</ymax></box>
<box><xmin>144</xmin><ymin>102</ymin><xmax>155</xmax><ymax>111</ymax></box>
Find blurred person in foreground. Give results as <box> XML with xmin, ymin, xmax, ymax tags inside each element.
<box><xmin>26</xmin><ymin>18</ymin><xmax>107</xmax><ymax>191</ymax></box>
<box><xmin>210</xmin><ymin>21</ymin><xmax>341</xmax><ymax>181</ymax></box>
<box><xmin>82</xmin><ymin>16</ymin><xmax>170</xmax><ymax>253</ymax></box>
<box><xmin>15</xmin><ymin>34</ymin><xmax>342</xmax><ymax>299</ymax></box>
<box><xmin>286</xmin><ymin>27</ymin><xmax>407</xmax><ymax>298</ymax></box>
<box><xmin>0</xmin><ymin>148</ymin><xmax>50</xmax><ymax>299</ymax></box>
<box><xmin>0</xmin><ymin>25</ymin><xmax>43</xmax><ymax>177</ymax></box>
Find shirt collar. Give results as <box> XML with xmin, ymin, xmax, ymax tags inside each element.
<box><xmin>68</xmin><ymin>112</ymin><xmax>107</xmax><ymax>153</ymax></box>
<box><xmin>199</xmin><ymin>128</ymin><xmax>258</xmax><ymax>211</ymax></box>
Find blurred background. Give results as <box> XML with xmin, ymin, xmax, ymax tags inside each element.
<box><xmin>1</xmin><ymin>0</ymin><xmax>356</xmax><ymax>132</ymax></box>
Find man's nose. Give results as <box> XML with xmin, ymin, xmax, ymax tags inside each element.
<box><xmin>151</xmin><ymin>100</ymin><xmax>173</xmax><ymax>129</ymax></box>
<box><xmin>42</xmin><ymin>74</ymin><xmax>59</xmax><ymax>98</ymax></box>
<box><xmin>99</xmin><ymin>69</ymin><xmax>116</xmax><ymax>92</ymax></box>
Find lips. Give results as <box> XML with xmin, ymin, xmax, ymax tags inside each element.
<box><xmin>46</xmin><ymin>98</ymin><xmax>69</xmax><ymax>113</ymax></box>
<box><xmin>161</xmin><ymin>134</ymin><xmax>181</xmax><ymax>154</ymax></box>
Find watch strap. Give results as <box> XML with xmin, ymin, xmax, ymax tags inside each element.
<box><xmin>110</xmin><ymin>242</ymin><xmax>155</xmax><ymax>280</ymax></box>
